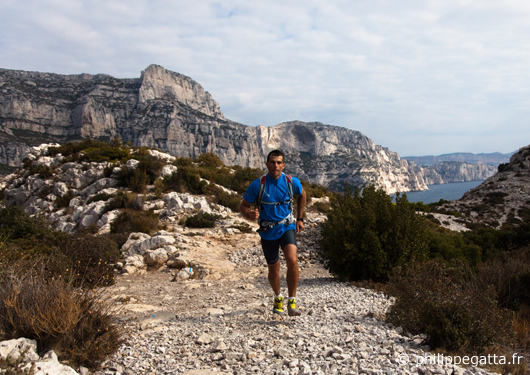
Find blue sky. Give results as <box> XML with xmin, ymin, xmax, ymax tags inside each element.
<box><xmin>1</xmin><ymin>0</ymin><xmax>529</xmax><ymax>156</ymax></box>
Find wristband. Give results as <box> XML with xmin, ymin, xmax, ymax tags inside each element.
<box><xmin>296</xmin><ymin>218</ymin><xmax>304</xmax><ymax>223</ymax></box>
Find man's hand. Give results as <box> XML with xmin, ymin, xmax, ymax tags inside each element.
<box><xmin>248</xmin><ymin>208</ymin><xmax>259</xmax><ymax>221</ymax></box>
<box><xmin>296</xmin><ymin>220</ymin><xmax>305</xmax><ymax>233</ymax></box>
<box><xmin>240</xmin><ymin>199</ymin><xmax>259</xmax><ymax>222</ymax></box>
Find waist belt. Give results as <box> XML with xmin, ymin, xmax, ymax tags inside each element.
<box><xmin>257</xmin><ymin>213</ymin><xmax>295</xmax><ymax>233</ymax></box>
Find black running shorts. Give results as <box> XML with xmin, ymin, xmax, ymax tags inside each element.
<box><xmin>261</xmin><ymin>230</ymin><xmax>297</xmax><ymax>264</ymax></box>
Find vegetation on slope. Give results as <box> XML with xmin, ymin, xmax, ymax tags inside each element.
<box><xmin>320</xmin><ymin>184</ymin><xmax>530</xmax><ymax>373</ymax></box>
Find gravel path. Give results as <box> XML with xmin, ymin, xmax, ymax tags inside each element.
<box><xmin>96</xmin><ymin>262</ymin><xmax>502</xmax><ymax>375</ymax></box>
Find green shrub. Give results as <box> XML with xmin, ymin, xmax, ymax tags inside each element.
<box><xmin>106</xmin><ymin>191</ymin><xmax>143</xmax><ymax>211</ymax></box>
<box><xmin>301</xmin><ymin>180</ymin><xmax>330</xmax><ymax>204</ymax></box>
<box><xmin>110</xmin><ymin>209</ymin><xmax>159</xmax><ymax>235</ymax></box>
<box><xmin>203</xmin><ymin>184</ymin><xmax>241</xmax><ymax>212</ymax></box>
<box><xmin>0</xmin><ymin>207</ymin><xmax>51</xmax><ymax>240</ymax></box>
<box><xmin>484</xmin><ymin>192</ymin><xmax>509</xmax><ymax>205</ymax></box>
<box><xmin>185</xmin><ymin>212</ymin><xmax>223</xmax><ymax>228</ymax></box>
<box><xmin>411</xmin><ymin>201</ymin><xmax>431</xmax><ymax>212</ymax></box>
<box><xmin>386</xmin><ymin>259</ymin><xmax>513</xmax><ymax>352</ymax></box>
<box><xmin>27</xmin><ymin>164</ymin><xmax>53</xmax><ymax>179</ymax></box>
<box><xmin>424</xmin><ymin>221</ymin><xmax>482</xmax><ymax>266</ymax></box>
<box><xmin>0</xmin><ymin>267</ymin><xmax>124</xmax><ymax>370</ymax></box>
<box><xmin>320</xmin><ymin>185</ymin><xmax>428</xmax><ymax>281</ymax></box>
<box><xmin>312</xmin><ymin>201</ymin><xmax>331</xmax><ymax>214</ymax></box>
<box><xmin>55</xmin><ymin>190</ymin><xmax>75</xmax><ymax>208</ymax></box>
<box><xmin>137</xmin><ymin>158</ymin><xmax>165</xmax><ymax>183</ymax></box>
<box><xmin>164</xmin><ymin>166</ymin><xmax>207</xmax><ymax>194</ymax></box>
<box><xmin>229</xmin><ymin>167</ymin><xmax>263</xmax><ymax>194</ymax></box>
<box><xmin>128</xmin><ymin>168</ymin><xmax>150</xmax><ymax>193</ymax></box>
<box><xmin>196</xmin><ymin>152</ymin><xmax>224</xmax><ymax>168</ymax></box>
<box><xmin>48</xmin><ymin>138</ymin><xmax>130</xmax><ymax>164</ymax></box>
<box><xmin>0</xmin><ymin>209</ymin><xmax>120</xmax><ymax>288</ymax></box>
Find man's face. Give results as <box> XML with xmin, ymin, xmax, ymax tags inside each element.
<box><xmin>266</xmin><ymin>155</ymin><xmax>285</xmax><ymax>179</ymax></box>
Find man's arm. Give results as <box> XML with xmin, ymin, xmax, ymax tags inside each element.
<box><xmin>240</xmin><ymin>199</ymin><xmax>259</xmax><ymax>221</ymax></box>
<box><xmin>296</xmin><ymin>189</ymin><xmax>306</xmax><ymax>232</ymax></box>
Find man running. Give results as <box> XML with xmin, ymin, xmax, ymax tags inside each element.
<box><xmin>240</xmin><ymin>149</ymin><xmax>306</xmax><ymax>316</ymax></box>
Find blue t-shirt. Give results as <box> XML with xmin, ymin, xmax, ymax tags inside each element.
<box><xmin>243</xmin><ymin>173</ymin><xmax>303</xmax><ymax>241</ymax></box>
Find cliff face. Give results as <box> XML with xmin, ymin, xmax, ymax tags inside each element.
<box><xmin>422</xmin><ymin>162</ymin><xmax>498</xmax><ymax>185</ymax></box>
<box><xmin>0</xmin><ymin>65</ymin><xmax>435</xmax><ymax>193</ymax></box>
<box><xmin>403</xmin><ymin>152</ymin><xmax>513</xmax><ymax>166</ymax></box>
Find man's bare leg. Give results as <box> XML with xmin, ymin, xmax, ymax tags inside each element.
<box><xmin>267</xmin><ymin>260</ymin><xmax>281</xmax><ymax>296</ymax></box>
<box><xmin>282</xmin><ymin>244</ymin><xmax>299</xmax><ymax>298</ymax></box>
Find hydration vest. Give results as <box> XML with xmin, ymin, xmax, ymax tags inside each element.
<box><xmin>256</xmin><ymin>173</ymin><xmax>295</xmax><ymax>232</ymax></box>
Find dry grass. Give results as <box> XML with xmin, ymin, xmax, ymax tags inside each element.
<box><xmin>0</xmin><ymin>264</ymin><xmax>125</xmax><ymax>370</ymax></box>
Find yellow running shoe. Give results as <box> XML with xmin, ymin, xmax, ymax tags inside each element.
<box><xmin>273</xmin><ymin>296</ymin><xmax>284</xmax><ymax>314</ymax></box>
<box><xmin>288</xmin><ymin>298</ymin><xmax>301</xmax><ymax>316</ymax></box>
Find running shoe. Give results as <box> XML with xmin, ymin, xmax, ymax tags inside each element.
<box><xmin>273</xmin><ymin>296</ymin><xmax>284</xmax><ymax>314</ymax></box>
<box><xmin>287</xmin><ymin>298</ymin><xmax>301</xmax><ymax>316</ymax></box>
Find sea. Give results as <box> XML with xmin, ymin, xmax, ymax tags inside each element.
<box><xmin>391</xmin><ymin>180</ymin><xmax>484</xmax><ymax>204</ymax></box>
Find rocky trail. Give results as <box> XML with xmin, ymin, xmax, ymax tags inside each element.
<box><xmin>93</xmin><ymin>225</ymin><xmax>501</xmax><ymax>375</ymax></box>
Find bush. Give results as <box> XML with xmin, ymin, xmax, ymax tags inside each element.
<box><xmin>196</xmin><ymin>152</ymin><xmax>224</xmax><ymax>168</ymax></box>
<box><xmin>164</xmin><ymin>166</ymin><xmax>207</xmax><ymax>194</ymax></box>
<box><xmin>128</xmin><ymin>168</ymin><xmax>150</xmax><ymax>193</ymax></box>
<box><xmin>110</xmin><ymin>209</ymin><xmax>160</xmax><ymax>235</ymax></box>
<box><xmin>470</xmin><ymin>247</ymin><xmax>530</xmax><ymax>310</ymax></box>
<box><xmin>55</xmin><ymin>190</ymin><xmax>76</xmax><ymax>208</ymax></box>
<box><xmin>0</xmin><ymin>208</ymin><xmax>121</xmax><ymax>288</ymax></box>
<box><xmin>312</xmin><ymin>201</ymin><xmax>331</xmax><ymax>214</ymax></box>
<box><xmin>0</xmin><ymin>207</ymin><xmax>51</xmax><ymax>240</ymax></box>
<box><xmin>48</xmin><ymin>137</ymin><xmax>130</xmax><ymax>163</ymax></box>
<box><xmin>153</xmin><ymin>178</ymin><xmax>166</xmax><ymax>199</ymax></box>
<box><xmin>0</xmin><ymin>267</ymin><xmax>124</xmax><ymax>370</ymax></box>
<box><xmin>424</xmin><ymin>221</ymin><xmax>482</xmax><ymax>266</ymax></box>
<box><xmin>320</xmin><ymin>185</ymin><xmax>428</xmax><ymax>281</ymax></box>
<box><xmin>203</xmin><ymin>184</ymin><xmax>241</xmax><ymax>212</ymax></box>
<box><xmin>485</xmin><ymin>192</ymin><xmax>509</xmax><ymax>205</ymax></box>
<box><xmin>301</xmin><ymin>180</ymin><xmax>330</xmax><ymax>204</ymax></box>
<box><xmin>106</xmin><ymin>191</ymin><xmax>144</xmax><ymax>211</ymax></box>
<box><xmin>27</xmin><ymin>164</ymin><xmax>53</xmax><ymax>179</ymax></box>
<box><xmin>58</xmin><ymin>234</ymin><xmax>121</xmax><ymax>287</ymax></box>
<box><xmin>185</xmin><ymin>212</ymin><xmax>223</xmax><ymax>228</ymax></box>
<box><xmin>386</xmin><ymin>259</ymin><xmax>513</xmax><ymax>352</ymax></box>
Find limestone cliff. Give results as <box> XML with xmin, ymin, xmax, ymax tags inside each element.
<box><xmin>422</xmin><ymin>162</ymin><xmax>498</xmax><ymax>185</ymax></box>
<box><xmin>0</xmin><ymin>65</ymin><xmax>427</xmax><ymax>193</ymax></box>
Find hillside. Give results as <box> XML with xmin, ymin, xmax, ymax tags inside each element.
<box><xmin>1</xmin><ymin>141</ymin><xmax>517</xmax><ymax>375</ymax></box>
<box><xmin>435</xmin><ymin>144</ymin><xmax>530</xmax><ymax>228</ymax></box>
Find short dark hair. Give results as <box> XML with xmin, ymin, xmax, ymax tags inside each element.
<box><xmin>267</xmin><ymin>149</ymin><xmax>285</xmax><ymax>163</ymax></box>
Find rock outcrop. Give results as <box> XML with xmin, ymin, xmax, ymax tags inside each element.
<box><xmin>0</xmin><ymin>65</ymin><xmax>427</xmax><ymax>193</ymax></box>
<box><xmin>438</xmin><ymin>144</ymin><xmax>530</xmax><ymax>227</ymax></box>
<box><xmin>0</xmin><ymin>337</ymin><xmax>79</xmax><ymax>374</ymax></box>
<box><xmin>422</xmin><ymin>162</ymin><xmax>498</xmax><ymax>185</ymax></box>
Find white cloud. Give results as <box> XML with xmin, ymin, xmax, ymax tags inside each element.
<box><xmin>0</xmin><ymin>0</ymin><xmax>529</xmax><ymax>155</ymax></box>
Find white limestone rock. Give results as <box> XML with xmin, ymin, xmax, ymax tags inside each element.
<box><xmin>144</xmin><ymin>248</ymin><xmax>169</xmax><ymax>266</ymax></box>
<box><xmin>0</xmin><ymin>337</ymin><xmax>39</xmax><ymax>362</ymax></box>
<box><xmin>161</xmin><ymin>164</ymin><xmax>178</xmax><ymax>177</ymax></box>
<box><xmin>80</xmin><ymin>178</ymin><xmax>118</xmax><ymax>197</ymax></box>
<box><xmin>126</xmin><ymin>159</ymin><xmax>140</xmax><ymax>169</ymax></box>
<box><xmin>122</xmin><ymin>232</ymin><xmax>151</xmax><ymax>253</ymax></box>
